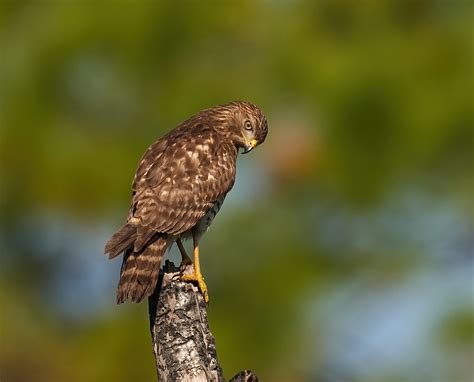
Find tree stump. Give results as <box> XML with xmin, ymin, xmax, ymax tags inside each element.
<box><xmin>148</xmin><ymin>260</ymin><xmax>258</xmax><ymax>382</ymax></box>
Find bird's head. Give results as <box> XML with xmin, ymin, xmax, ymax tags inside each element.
<box><xmin>211</xmin><ymin>101</ymin><xmax>268</xmax><ymax>154</ymax></box>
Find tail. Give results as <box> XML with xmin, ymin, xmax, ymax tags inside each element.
<box><xmin>116</xmin><ymin>236</ymin><xmax>168</xmax><ymax>303</ymax></box>
<box><xmin>104</xmin><ymin>223</ymin><xmax>168</xmax><ymax>303</ymax></box>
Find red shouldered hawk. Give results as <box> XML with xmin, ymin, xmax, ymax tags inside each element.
<box><xmin>104</xmin><ymin>101</ymin><xmax>268</xmax><ymax>303</ymax></box>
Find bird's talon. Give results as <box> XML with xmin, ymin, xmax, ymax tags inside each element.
<box><xmin>181</xmin><ymin>272</ymin><xmax>209</xmax><ymax>303</ymax></box>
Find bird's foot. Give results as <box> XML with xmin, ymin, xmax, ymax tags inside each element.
<box><xmin>181</xmin><ymin>271</ymin><xmax>209</xmax><ymax>303</ymax></box>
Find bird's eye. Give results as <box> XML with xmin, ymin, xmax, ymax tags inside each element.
<box><xmin>244</xmin><ymin>121</ymin><xmax>253</xmax><ymax>130</ymax></box>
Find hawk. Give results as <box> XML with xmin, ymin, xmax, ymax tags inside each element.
<box><xmin>104</xmin><ymin>101</ymin><xmax>268</xmax><ymax>303</ymax></box>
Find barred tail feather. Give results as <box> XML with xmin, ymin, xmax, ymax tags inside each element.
<box><xmin>104</xmin><ymin>223</ymin><xmax>137</xmax><ymax>259</ymax></box>
<box><xmin>116</xmin><ymin>236</ymin><xmax>167</xmax><ymax>304</ymax></box>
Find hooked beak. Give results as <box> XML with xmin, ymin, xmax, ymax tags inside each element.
<box><xmin>242</xmin><ymin>139</ymin><xmax>258</xmax><ymax>154</ymax></box>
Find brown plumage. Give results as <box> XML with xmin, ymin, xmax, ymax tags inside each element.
<box><xmin>105</xmin><ymin>100</ymin><xmax>268</xmax><ymax>303</ymax></box>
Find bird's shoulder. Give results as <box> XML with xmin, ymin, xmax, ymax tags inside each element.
<box><xmin>127</xmin><ymin>124</ymin><xmax>237</xmax><ymax>234</ymax></box>
<box><xmin>132</xmin><ymin>124</ymin><xmax>236</xmax><ymax>192</ymax></box>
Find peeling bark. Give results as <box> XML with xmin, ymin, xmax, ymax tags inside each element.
<box><xmin>149</xmin><ymin>260</ymin><xmax>258</xmax><ymax>382</ymax></box>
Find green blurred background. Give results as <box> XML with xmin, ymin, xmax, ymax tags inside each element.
<box><xmin>1</xmin><ymin>1</ymin><xmax>473</xmax><ymax>381</ymax></box>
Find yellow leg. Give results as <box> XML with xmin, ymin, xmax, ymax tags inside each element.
<box><xmin>176</xmin><ymin>238</ymin><xmax>192</xmax><ymax>267</ymax></box>
<box><xmin>181</xmin><ymin>240</ymin><xmax>209</xmax><ymax>303</ymax></box>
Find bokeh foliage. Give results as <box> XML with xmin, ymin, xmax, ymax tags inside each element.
<box><xmin>1</xmin><ymin>1</ymin><xmax>472</xmax><ymax>381</ymax></box>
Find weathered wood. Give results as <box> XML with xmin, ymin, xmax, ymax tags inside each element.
<box><xmin>228</xmin><ymin>370</ymin><xmax>259</xmax><ymax>382</ymax></box>
<box><xmin>149</xmin><ymin>261</ymin><xmax>223</xmax><ymax>381</ymax></box>
<box><xmin>149</xmin><ymin>260</ymin><xmax>258</xmax><ymax>382</ymax></box>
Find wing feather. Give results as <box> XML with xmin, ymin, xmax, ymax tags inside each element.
<box><xmin>128</xmin><ymin>128</ymin><xmax>236</xmax><ymax>236</ymax></box>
